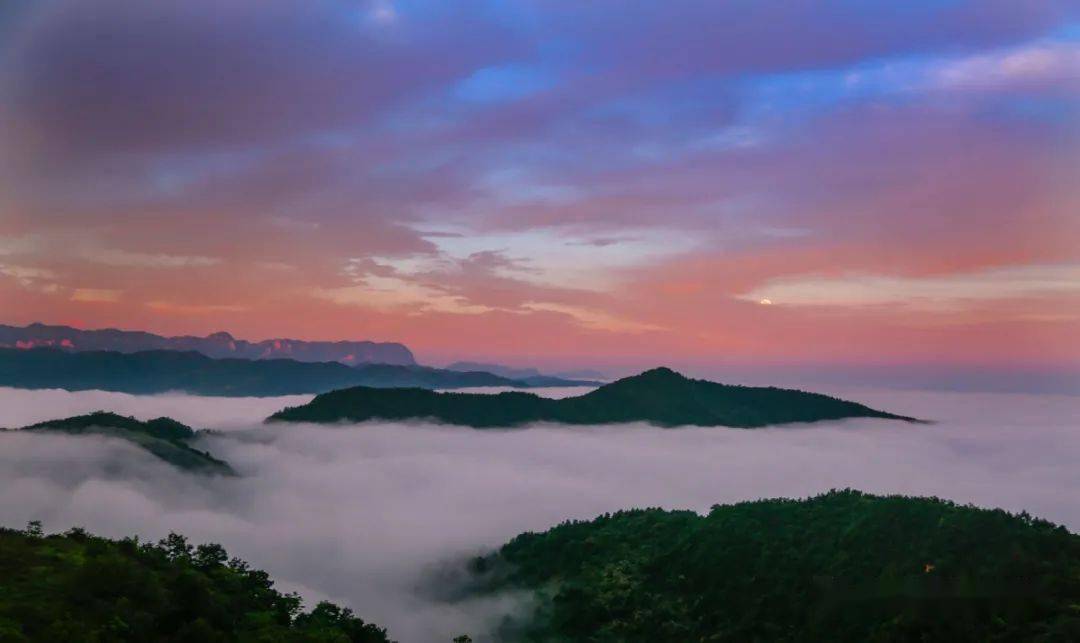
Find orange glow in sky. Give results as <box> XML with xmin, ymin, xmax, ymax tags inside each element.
<box><xmin>1</xmin><ymin>1</ymin><xmax>1078</xmax><ymax>371</ymax></box>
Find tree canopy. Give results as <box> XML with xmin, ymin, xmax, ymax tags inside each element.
<box><xmin>0</xmin><ymin>525</ymin><xmax>391</xmax><ymax>642</ymax></box>
<box><xmin>471</xmin><ymin>490</ymin><xmax>1080</xmax><ymax>641</ymax></box>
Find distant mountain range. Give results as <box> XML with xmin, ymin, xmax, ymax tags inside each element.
<box><xmin>446</xmin><ymin>361</ymin><xmax>543</xmax><ymax>379</ymax></box>
<box><xmin>10</xmin><ymin>411</ymin><xmax>234</xmax><ymax>475</ymax></box>
<box><xmin>0</xmin><ymin>322</ymin><xmax>415</xmax><ymax>366</ymax></box>
<box><xmin>0</xmin><ymin>348</ymin><xmax>597</xmax><ymax>396</ymax></box>
<box><xmin>446</xmin><ymin>361</ymin><xmax>610</xmax><ymax>382</ymax></box>
<box><xmin>269</xmin><ymin>367</ymin><xmax>916</xmax><ymax>428</ymax></box>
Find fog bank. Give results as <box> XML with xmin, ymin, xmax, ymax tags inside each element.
<box><xmin>0</xmin><ymin>387</ymin><xmax>1077</xmax><ymax>641</ymax></box>
<box><xmin>0</xmin><ymin>386</ymin><xmax>313</xmax><ymax>428</ymax></box>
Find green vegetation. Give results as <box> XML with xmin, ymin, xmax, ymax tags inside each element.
<box><xmin>470</xmin><ymin>490</ymin><xmax>1080</xmax><ymax>642</ymax></box>
<box><xmin>0</xmin><ymin>524</ymin><xmax>391</xmax><ymax>642</ymax></box>
<box><xmin>0</xmin><ymin>348</ymin><xmax>592</xmax><ymax>396</ymax></box>
<box><xmin>14</xmin><ymin>412</ymin><xmax>234</xmax><ymax>475</ymax></box>
<box><xmin>269</xmin><ymin>367</ymin><xmax>914</xmax><ymax>428</ymax></box>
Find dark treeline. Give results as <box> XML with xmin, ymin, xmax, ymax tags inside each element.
<box><xmin>0</xmin><ymin>525</ymin><xmax>391</xmax><ymax>642</ymax></box>
<box><xmin>471</xmin><ymin>490</ymin><xmax>1080</xmax><ymax>641</ymax></box>
<box><xmin>1</xmin><ymin>492</ymin><xmax>1077</xmax><ymax>641</ymax></box>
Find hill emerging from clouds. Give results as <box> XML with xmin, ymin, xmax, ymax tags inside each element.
<box><xmin>0</xmin><ymin>347</ymin><xmax>596</xmax><ymax>397</ymax></box>
<box><xmin>11</xmin><ymin>411</ymin><xmax>234</xmax><ymax>475</ymax></box>
<box><xmin>268</xmin><ymin>367</ymin><xmax>916</xmax><ymax>428</ymax></box>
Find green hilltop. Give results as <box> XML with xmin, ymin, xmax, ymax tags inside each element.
<box><xmin>269</xmin><ymin>367</ymin><xmax>917</xmax><ymax>428</ymax></box>
<box><xmin>0</xmin><ymin>525</ymin><xmax>390</xmax><ymax>642</ymax></box>
<box><xmin>470</xmin><ymin>490</ymin><xmax>1080</xmax><ymax>642</ymax></box>
<box><xmin>13</xmin><ymin>411</ymin><xmax>235</xmax><ymax>476</ymax></box>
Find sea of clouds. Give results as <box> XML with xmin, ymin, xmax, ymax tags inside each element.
<box><xmin>0</xmin><ymin>385</ymin><xmax>1077</xmax><ymax>641</ymax></box>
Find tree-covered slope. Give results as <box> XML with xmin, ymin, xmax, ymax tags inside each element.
<box><xmin>551</xmin><ymin>367</ymin><xmax>912</xmax><ymax>426</ymax></box>
<box><xmin>470</xmin><ymin>490</ymin><xmax>1080</xmax><ymax>642</ymax></box>
<box><xmin>268</xmin><ymin>367</ymin><xmax>914</xmax><ymax>428</ymax></box>
<box><xmin>270</xmin><ymin>387</ymin><xmax>552</xmax><ymax>427</ymax></box>
<box><xmin>13</xmin><ymin>411</ymin><xmax>234</xmax><ymax>475</ymax></box>
<box><xmin>0</xmin><ymin>525</ymin><xmax>391</xmax><ymax>642</ymax></box>
<box><xmin>0</xmin><ymin>348</ymin><xmax>593</xmax><ymax>396</ymax></box>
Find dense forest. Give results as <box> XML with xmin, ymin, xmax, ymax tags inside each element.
<box><xmin>270</xmin><ymin>367</ymin><xmax>914</xmax><ymax>428</ymax></box>
<box><xmin>0</xmin><ymin>525</ymin><xmax>391</xmax><ymax>642</ymax></box>
<box><xmin>1</xmin><ymin>492</ymin><xmax>1076</xmax><ymax>641</ymax></box>
<box><xmin>11</xmin><ymin>411</ymin><xmax>234</xmax><ymax>475</ymax></box>
<box><xmin>0</xmin><ymin>348</ymin><xmax>592</xmax><ymax>397</ymax></box>
<box><xmin>470</xmin><ymin>490</ymin><xmax>1080</xmax><ymax>641</ymax></box>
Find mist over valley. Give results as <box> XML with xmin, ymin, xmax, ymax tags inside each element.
<box><xmin>1</xmin><ymin>386</ymin><xmax>1077</xmax><ymax>640</ymax></box>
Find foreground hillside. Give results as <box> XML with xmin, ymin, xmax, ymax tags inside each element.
<box><xmin>0</xmin><ymin>348</ymin><xmax>593</xmax><ymax>396</ymax></box>
<box><xmin>269</xmin><ymin>367</ymin><xmax>914</xmax><ymax>427</ymax></box>
<box><xmin>11</xmin><ymin>412</ymin><xmax>234</xmax><ymax>475</ymax></box>
<box><xmin>471</xmin><ymin>490</ymin><xmax>1080</xmax><ymax>642</ymax></box>
<box><xmin>0</xmin><ymin>526</ymin><xmax>391</xmax><ymax>642</ymax></box>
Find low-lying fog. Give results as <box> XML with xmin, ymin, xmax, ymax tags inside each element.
<box><xmin>0</xmin><ymin>386</ymin><xmax>1077</xmax><ymax>641</ymax></box>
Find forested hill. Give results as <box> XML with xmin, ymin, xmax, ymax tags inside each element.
<box><xmin>470</xmin><ymin>490</ymin><xmax>1080</xmax><ymax>642</ymax></box>
<box><xmin>0</xmin><ymin>525</ymin><xmax>391</xmax><ymax>641</ymax></box>
<box><xmin>268</xmin><ymin>367</ymin><xmax>915</xmax><ymax>428</ymax></box>
<box><xmin>0</xmin><ymin>347</ymin><xmax>594</xmax><ymax>396</ymax></box>
<box><xmin>12</xmin><ymin>411</ymin><xmax>234</xmax><ymax>475</ymax></box>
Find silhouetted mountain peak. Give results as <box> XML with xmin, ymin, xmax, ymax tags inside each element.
<box><xmin>631</xmin><ymin>366</ymin><xmax>684</xmax><ymax>381</ymax></box>
<box><xmin>270</xmin><ymin>366</ymin><xmax>915</xmax><ymax>428</ymax></box>
<box><xmin>599</xmin><ymin>367</ymin><xmax>692</xmax><ymax>392</ymax></box>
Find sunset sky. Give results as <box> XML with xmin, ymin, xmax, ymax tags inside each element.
<box><xmin>1</xmin><ymin>1</ymin><xmax>1078</xmax><ymax>373</ymax></box>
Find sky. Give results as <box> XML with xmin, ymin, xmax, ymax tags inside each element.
<box><xmin>1</xmin><ymin>0</ymin><xmax>1078</xmax><ymax>372</ymax></box>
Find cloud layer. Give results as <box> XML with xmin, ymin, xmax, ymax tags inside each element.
<box><xmin>0</xmin><ymin>387</ymin><xmax>1077</xmax><ymax>641</ymax></box>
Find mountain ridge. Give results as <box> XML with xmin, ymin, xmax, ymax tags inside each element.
<box><xmin>268</xmin><ymin>366</ymin><xmax>917</xmax><ymax>428</ymax></box>
<box><xmin>0</xmin><ymin>322</ymin><xmax>416</xmax><ymax>366</ymax></box>
<box><xmin>446</xmin><ymin>361</ymin><xmax>543</xmax><ymax>379</ymax></box>
<box><xmin>0</xmin><ymin>347</ymin><xmax>596</xmax><ymax>396</ymax></box>
<box><xmin>447</xmin><ymin>360</ymin><xmax>611</xmax><ymax>385</ymax></box>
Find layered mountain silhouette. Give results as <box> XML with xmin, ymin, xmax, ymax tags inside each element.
<box><xmin>0</xmin><ymin>322</ymin><xmax>415</xmax><ymax>365</ymax></box>
<box><xmin>0</xmin><ymin>348</ymin><xmax>596</xmax><ymax>396</ymax></box>
<box><xmin>10</xmin><ymin>411</ymin><xmax>234</xmax><ymax>475</ymax></box>
<box><xmin>268</xmin><ymin>367</ymin><xmax>917</xmax><ymax>428</ymax></box>
<box><xmin>446</xmin><ymin>361</ymin><xmax>543</xmax><ymax>379</ymax></box>
<box><xmin>445</xmin><ymin>360</ymin><xmax>601</xmax><ymax>386</ymax></box>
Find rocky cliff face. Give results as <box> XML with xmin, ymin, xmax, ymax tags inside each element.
<box><xmin>0</xmin><ymin>323</ymin><xmax>416</xmax><ymax>365</ymax></box>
